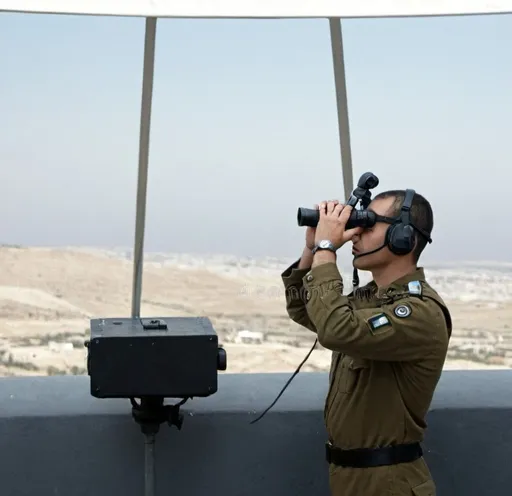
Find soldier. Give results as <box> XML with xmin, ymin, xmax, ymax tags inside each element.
<box><xmin>281</xmin><ymin>190</ymin><xmax>451</xmax><ymax>496</ymax></box>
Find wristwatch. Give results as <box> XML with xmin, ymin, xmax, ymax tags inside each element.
<box><xmin>312</xmin><ymin>239</ymin><xmax>336</xmax><ymax>255</ymax></box>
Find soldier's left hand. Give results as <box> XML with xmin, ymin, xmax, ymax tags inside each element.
<box><xmin>314</xmin><ymin>201</ymin><xmax>363</xmax><ymax>249</ymax></box>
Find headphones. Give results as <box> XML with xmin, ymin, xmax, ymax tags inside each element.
<box><xmin>384</xmin><ymin>189</ymin><xmax>432</xmax><ymax>256</ymax></box>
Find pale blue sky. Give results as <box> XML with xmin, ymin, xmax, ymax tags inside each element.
<box><xmin>1</xmin><ymin>13</ymin><xmax>511</xmax><ymax>262</ymax></box>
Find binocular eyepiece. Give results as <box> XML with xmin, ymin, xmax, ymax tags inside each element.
<box><xmin>297</xmin><ymin>172</ymin><xmax>379</xmax><ymax>229</ymax></box>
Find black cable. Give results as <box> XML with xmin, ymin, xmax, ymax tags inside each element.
<box><xmin>250</xmin><ymin>338</ymin><xmax>318</xmax><ymax>424</ymax></box>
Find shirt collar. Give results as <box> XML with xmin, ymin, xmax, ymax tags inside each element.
<box><xmin>355</xmin><ymin>267</ymin><xmax>426</xmax><ymax>297</ymax></box>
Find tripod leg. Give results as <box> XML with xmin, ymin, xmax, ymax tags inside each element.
<box><xmin>144</xmin><ymin>433</ymin><xmax>156</xmax><ymax>496</ymax></box>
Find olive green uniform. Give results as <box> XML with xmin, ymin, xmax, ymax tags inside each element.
<box><xmin>281</xmin><ymin>260</ymin><xmax>451</xmax><ymax>496</ymax></box>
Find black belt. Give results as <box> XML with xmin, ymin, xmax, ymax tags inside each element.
<box><xmin>326</xmin><ymin>441</ymin><xmax>423</xmax><ymax>468</ymax></box>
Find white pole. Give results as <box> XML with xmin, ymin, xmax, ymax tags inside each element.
<box><xmin>328</xmin><ymin>17</ymin><xmax>354</xmax><ymax>199</ymax></box>
<box><xmin>131</xmin><ymin>17</ymin><xmax>157</xmax><ymax>318</ymax></box>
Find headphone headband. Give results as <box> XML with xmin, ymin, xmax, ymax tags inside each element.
<box><xmin>400</xmin><ymin>189</ymin><xmax>432</xmax><ymax>244</ymax></box>
<box><xmin>400</xmin><ymin>188</ymin><xmax>415</xmax><ymax>226</ymax></box>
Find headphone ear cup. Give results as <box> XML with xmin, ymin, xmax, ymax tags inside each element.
<box><xmin>385</xmin><ymin>225</ymin><xmax>395</xmax><ymax>251</ymax></box>
<box><xmin>389</xmin><ymin>225</ymin><xmax>415</xmax><ymax>255</ymax></box>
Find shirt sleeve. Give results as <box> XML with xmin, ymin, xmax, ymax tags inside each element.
<box><xmin>281</xmin><ymin>259</ymin><xmax>318</xmax><ymax>334</ymax></box>
<box><xmin>302</xmin><ymin>262</ymin><xmax>449</xmax><ymax>361</ymax></box>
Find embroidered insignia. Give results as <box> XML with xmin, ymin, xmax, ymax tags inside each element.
<box><xmin>394</xmin><ymin>304</ymin><xmax>412</xmax><ymax>318</ymax></box>
<box><xmin>367</xmin><ymin>313</ymin><xmax>391</xmax><ymax>335</ymax></box>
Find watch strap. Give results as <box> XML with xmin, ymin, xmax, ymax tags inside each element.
<box><xmin>312</xmin><ymin>240</ymin><xmax>336</xmax><ymax>255</ymax></box>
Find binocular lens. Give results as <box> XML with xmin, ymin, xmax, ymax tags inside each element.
<box><xmin>297</xmin><ymin>208</ymin><xmax>319</xmax><ymax>227</ymax></box>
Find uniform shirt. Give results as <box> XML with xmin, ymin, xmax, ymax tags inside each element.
<box><xmin>281</xmin><ymin>260</ymin><xmax>451</xmax><ymax>450</ymax></box>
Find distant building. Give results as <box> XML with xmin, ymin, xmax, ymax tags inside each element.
<box><xmin>234</xmin><ymin>330</ymin><xmax>264</xmax><ymax>345</ymax></box>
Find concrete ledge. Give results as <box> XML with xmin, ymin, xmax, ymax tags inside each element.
<box><xmin>1</xmin><ymin>370</ymin><xmax>511</xmax><ymax>495</ymax></box>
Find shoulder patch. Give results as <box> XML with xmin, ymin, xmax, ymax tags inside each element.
<box><xmin>394</xmin><ymin>304</ymin><xmax>412</xmax><ymax>318</ymax></box>
<box><xmin>407</xmin><ymin>281</ymin><xmax>422</xmax><ymax>296</ymax></box>
<box><xmin>367</xmin><ymin>313</ymin><xmax>392</xmax><ymax>335</ymax></box>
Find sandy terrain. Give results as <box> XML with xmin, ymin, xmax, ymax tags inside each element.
<box><xmin>1</xmin><ymin>245</ymin><xmax>511</xmax><ymax>378</ymax></box>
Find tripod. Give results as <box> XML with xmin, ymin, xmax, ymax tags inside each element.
<box><xmin>131</xmin><ymin>396</ymin><xmax>188</xmax><ymax>496</ymax></box>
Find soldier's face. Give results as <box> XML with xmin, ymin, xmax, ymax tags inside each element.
<box><xmin>351</xmin><ymin>197</ymin><xmax>396</xmax><ymax>270</ymax></box>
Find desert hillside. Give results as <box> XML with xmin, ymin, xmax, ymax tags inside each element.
<box><xmin>1</xmin><ymin>245</ymin><xmax>511</xmax><ymax>378</ymax></box>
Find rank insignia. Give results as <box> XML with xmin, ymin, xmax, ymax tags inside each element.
<box><xmin>407</xmin><ymin>281</ymin><xmax>422</xmax><ymax>296</ymax></box>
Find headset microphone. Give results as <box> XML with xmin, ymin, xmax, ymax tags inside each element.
<box><xmin>351</xmin><ymin>243</ymin><xmax>388</xmax><ymax>287</ymax></box>
<box><xmin>352</xmin><ymin>243</ymin><xmax>388</xmax><ymax>260</ymax></box>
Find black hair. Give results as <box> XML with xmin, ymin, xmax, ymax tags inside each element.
<box><xmin>373</xmin><ymin>190</ymin><xmax>434</xmax><ymax>262</ymax></box>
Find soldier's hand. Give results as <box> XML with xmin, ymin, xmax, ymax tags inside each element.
<box><xmin>305</xmin><ymin>204</ymin><xmax>319</xmax><ymax>250</ymax></box>
<box><xmin>314</xmin><ymin>201</ymin><xmax>363</xmax><ymax>249</ymax></box>
<box><xmin>306</xmin><ymin>200</ymin><xmax>339</xmax><ymax>250</ymax></box>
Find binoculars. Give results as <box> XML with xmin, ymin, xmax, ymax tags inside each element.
<box><xmin>297</xmin><ymin>172</ymin><xmax>379</xmax><ymax>229</ymax></box>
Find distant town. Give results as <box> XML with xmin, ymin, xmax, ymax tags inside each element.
<box><xmin>1</xmin><ymin>245</ymin><xmax>512</xmax><ymax>376</ymax></box>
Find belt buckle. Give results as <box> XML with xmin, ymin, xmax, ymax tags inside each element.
<box><xmin>325</xmin><ymin>441</ymin><xmax>333</xmax><ymax>464</ymax></box>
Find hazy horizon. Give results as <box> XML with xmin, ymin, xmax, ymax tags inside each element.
<box><xmin>2</xmin><ymin>13</ymin><xmax>511</xmax><ymax>264</ymax></box>
<box><xmin>6</xmin><ymin>243</ymin><xmax>512</xmax><ymax>272</ymax></box>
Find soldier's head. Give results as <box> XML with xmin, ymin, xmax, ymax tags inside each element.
<box><xmin>351</xmin><ymin>189</ymin><xmax>433</xmax><ymax>272</ymax></box>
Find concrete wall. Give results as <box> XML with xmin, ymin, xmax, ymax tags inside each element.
<box><xmin>1</xmin><ymin>370</ymin><xmax>511</xmax><ymax>496</ymax></box>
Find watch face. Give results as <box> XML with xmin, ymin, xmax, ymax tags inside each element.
<box><xmin>320</xmin><ymin>240</ymin><xmax>331</xmax><ymax>248</ymax></box>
